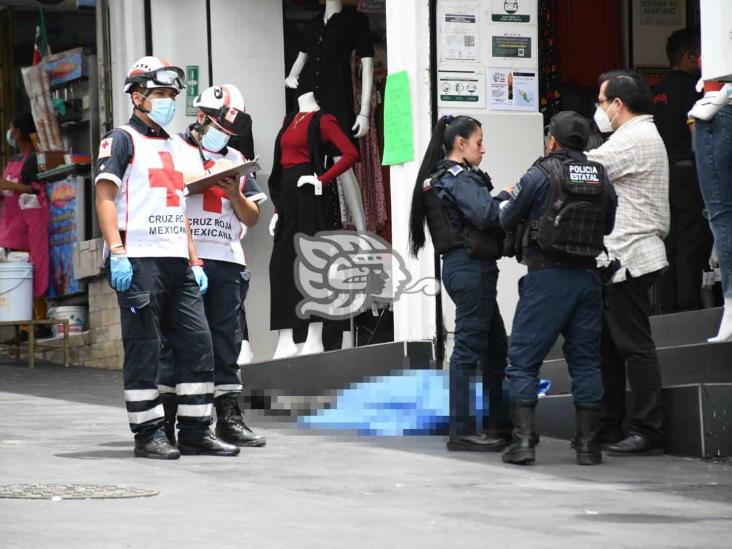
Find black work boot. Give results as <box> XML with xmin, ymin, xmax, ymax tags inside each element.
<box><xmin>575</xmin><ymin>405</ymin><xmax>603</xmax><ymax>466</ymax></box>
<box><xmin>502</xmin><ymin>402</ymin><xmax>537</xmax><ymax>465</ymax></box>
<box><xmin>177</xmin><ymin>428</ymin><xmax>241</xmax><ymax>456</ymax></box>
<box><xmin>160</xmin><ymin>393</ymin><xmax>178</xmax><ymax>446</ymax></box>
<box><xmin>134</xmin><ymin>428</ymin><xmax>181</xmax><ymax>460</ymax></box>
<box><xmin>447</xmin><ymin>430</ymin><xmax>508</xmax><ymax>452</ymax></box>
<box><xmin>215</xmin><ymin>394</ymin><xmax>266</xmax><ymax>447</ymax></box>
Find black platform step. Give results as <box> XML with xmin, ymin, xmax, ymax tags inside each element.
<box><xmin>241</xmin><ymin>341</ymin><xmax>436</xmax><ymax>413</ymax></box>
<box><xmin>535</xmin><ymin>384</ymin><xmax>732</xmax><ymax>458</ymax></box>
<box><xmin>544</xmin><ymin>307</ymin><xmax>723</xmax><ymax>360</ymax></box>
<box><xmin>542</xmin><ymin>341</ymin><xmax>732</xmax><ymax>396</ymax></box>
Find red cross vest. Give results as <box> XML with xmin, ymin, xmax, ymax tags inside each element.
<box><xmin>116</xmin><ymin>125</ymin><xmax>190</xmax><ymax>258</ymax></box>
<box><xmin>177</xmin><ymin>138</ymin><xmax>248</xmax><ymax>266</ymax></box>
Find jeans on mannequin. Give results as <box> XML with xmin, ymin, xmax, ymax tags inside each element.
<box><xmin>695</xmin><ymin>104</ymin><xmax>732</xmax><ymax>341</ymax></box>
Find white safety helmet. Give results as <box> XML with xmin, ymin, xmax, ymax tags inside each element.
<box><xmin>124</xmin><ymin>56</ymin><xmax>185</xmax><ymax>94</ymax></box>
<box><xmin>193</xmin><ymin>84</ymin><xmax>248</xmax><ymax>135</ymax></box>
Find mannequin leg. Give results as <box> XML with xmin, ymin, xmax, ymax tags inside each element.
<box><xmin>273</xmin><ymin>329</ymin><xmax>298</xmax><ymax>359</ymax></box>
<box><xmin>237</xmin><ymin>340</ymin><xmax>255</xmax><ymax>365</ymax></box>
<box><xmin>341</xmin><ymin>330</ymin><xmax>354</xmax><ymax>349</ymax></box>
<box><xmin>299</xmin><ymin>322</ymin><xmax>325</xmax><ymax>355</ymax></box>
<box><xmin>332</xmin><ymin>159</ymin><xmax>364</xmax><ymax>347</ymax></box>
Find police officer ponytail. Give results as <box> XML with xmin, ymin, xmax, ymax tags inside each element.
<box><xmin>409</xmin><ymin>115</ymin><xmax>482</xmax><ymax>257</ymax></box>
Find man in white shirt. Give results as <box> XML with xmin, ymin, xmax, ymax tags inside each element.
<box><xmin>587</xmin><ymin>70</ymin><xmax>670</xmax><ymax>456</ymax></box>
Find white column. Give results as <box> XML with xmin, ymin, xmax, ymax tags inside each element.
<box><xmin>108</xmin><ymin>0</ymin><xmax>146</xmax><ymax>127</ymax></box>
<box><xmin>386</xmin><ymin>0</ymin><xmax>436</xmax><ymax>342</ymax></box>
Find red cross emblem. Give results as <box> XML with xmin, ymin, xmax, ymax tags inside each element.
<box><xmin>202</xmin><ymin>186</ymin><xmax>227</xmax><ymax>213</ymax></box>
<box><xmin>148</xmin><ymin>151</ymin><xmax>184</xmax><ymax>207</ymax></box>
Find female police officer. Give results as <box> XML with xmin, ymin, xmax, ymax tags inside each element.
<box><xmin>409</xmin><ymin>115</ymin><xmax>509</xmax><ymax>451</ymax></box>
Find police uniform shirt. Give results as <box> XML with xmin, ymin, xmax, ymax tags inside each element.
<box><xmin>434</xmin><ymin>160</ymin><xmax>501</xmax><ymax>232</ymax></box>
<box><xmin>499</xmin><ymin>150</ymin><xmax>617</xmax><ymax>260</ymax></box>
<box><xmin>94</xmin><ymin>115</ymin><xmax>190</xmax><ymax>258</ymax></box>
<box><xmin>298</xmin><ymin>7</ymin><xmax>375</xmax><ymax>136</ymax></box>
<box><xmin>178</xmin><ymin>128</ymin><xmax>267</xmax><ymax>265</ymax></box>
<box><xmin>652</xmin><ymin>70</ymin><xmax>701</xmax><ymax>163</ymax></box>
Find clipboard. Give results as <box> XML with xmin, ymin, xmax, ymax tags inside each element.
<box><xmin>184</xmin><ymin>159</ymin><xmax>261</xmax><ymax>195</ymax></box>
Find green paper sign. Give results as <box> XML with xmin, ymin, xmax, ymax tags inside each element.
<box><xmin>382</xmin><ymin>71</ymin><xmax>414</xmax><ymax>166</ymax></box>
<box><xmin>186</xmin><ymin>65</ymin><xmax>199</xmax><ymax>117</ymax></box>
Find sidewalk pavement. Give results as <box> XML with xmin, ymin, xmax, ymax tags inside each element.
<box><xmin>1</xmin><ymin>358</ymin><xmax>730</xmax><ymax>549</ymax></box>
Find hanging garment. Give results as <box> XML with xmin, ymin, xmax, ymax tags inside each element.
<box><xmin>299</xmin><ymin>7</ymin><xmax>375</xmax><ymax>142</ymax></box>
<box><xmin>351</xmin><ymin>56</ymin><xmax>388</xmax><ymax>233</ymax></box>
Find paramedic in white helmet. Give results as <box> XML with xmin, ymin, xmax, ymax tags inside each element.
<box><xmin>158</xmin><ymin>84</ymin><xmax>267</xmax><ymax>448</ymax></box>
<box><xmin>94</xmin><ymin>56</ymin><xmax>239</xmax><ymax>459</ymax></box>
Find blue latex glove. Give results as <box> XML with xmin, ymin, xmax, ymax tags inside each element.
<box><xmin>110</xmin><ymin>254</ymin><xmax>133</xmax><ymax>292</ymax></box>
<box><xmin>192</xmin><ymin>265</ymin><xmax>208</xmax><ymax>295</ymax></box>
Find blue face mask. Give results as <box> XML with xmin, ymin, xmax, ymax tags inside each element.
<box><xmin>6</xmin><ymin>128</ymin><xmax>15</xmax><ymax>149</ymax></box>
<box><xmin>147</xmin><ymin>97</ymin><xmax>176</xmax><ymax>127</ymax></box>
<box><xmin>201</xmin><ymin>125</ymin><xmax>230</xmax><ymax>152</ymax></box>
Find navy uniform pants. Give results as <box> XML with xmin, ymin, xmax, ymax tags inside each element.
<box><xmin>442</xmin><ymin>248</ymin><xmax>509</xmax><ymax>437</ymax></box>
<box><xmin>116</xmin><ymin>257</ymin><xmax>214</xmax><ymax>438</ymax></box>
<box><xmin>159</xmin><ymin>259</ymin><xmax>246</xmax><ymax>401</ymax></box>
<box><xmin>240</xmin><ymin>267</ymin><xmax>251</xmax><ymax>342</ymax></box>
<box><xmin>506</xmin><ymin>267</ymin><xmax>604</xmax><ymax>406</ymax></box>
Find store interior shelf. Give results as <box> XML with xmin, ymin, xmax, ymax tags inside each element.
<box><xmin>37</xmin><ymin>163</ymin><xmax>90</xmax><ymax>181</ymax></box>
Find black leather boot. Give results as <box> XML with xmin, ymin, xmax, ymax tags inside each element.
<box><xmin>134</xmin><ymin>428</ymin><xmax>181</xmax><ymax>460</ymax></box>
<box><xmin>502</xmin><ymin>402</ymin><xmax>537</xmax><ymax>465</ymax></box>
<box><xmin>160</xmin><ymin>393</ymin><xmax>177</xmax><ymax>446</ymax></box>
<box><xmin>447</xmin><ymin>429</ymin><xmax>508</xmax><ymax>452</ymax></box>
<box><xmin>575</xmin><ymin>405</ymin><xmax>603</xmax><ymax>466</ymax></box>
<box><xmin>178</xmin><ymin>428</ymin><xmax>240</xmax><ymax>456</ymax></box>
<box><xmin>215</xmin><ymin>394</ymin><xmax>266</xmax><ymax>447</ymax></box>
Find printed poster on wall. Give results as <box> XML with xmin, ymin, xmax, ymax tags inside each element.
<box><xmin>438</xmin><ymin>0</ymin><xmax>481</xmax><ymax>63</ymax></box>
<box><xmin>438</xmin><ymin>70</ymin><xmax>486</xmax><ymax>108</ymax></box>
<box><xmin>490</xmin><ymin>0</ymin><xmax>532</xmax><ymax>23</ymax></box>
<box><xmin>47</xmin><ymin>175</ymin><xmax>82</xmax><ymax>297</ymax></box>
<box><xmin>492</xmin><ymin>34</ymin><xmax>532</xmax><ymax>59</ymax></box>
<box><xmin>488</xmin><ymin>68</ymin><xmax>538</xmax><ymax>111</ymax></box>
<box><xmin>631</xmin><ymin>0</ymin><xmax>686</xmax><ymax>68</ymax></box>
<box><xmin>638</xmin><ymin>0</ymin><xmax>683</xmax><ymax>25</ymax></box>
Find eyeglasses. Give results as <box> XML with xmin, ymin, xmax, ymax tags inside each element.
<box><xmin>595</xmin><ymin>97</ymin><xmax>614</xmax><ymax>110</ymax></box>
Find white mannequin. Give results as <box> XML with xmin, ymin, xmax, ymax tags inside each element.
<box><xmin>284</xmin><ymin>0</ymin><xmax>373</xmax><ymax>232</ymax></box>
<box><xmin>270</xmin><ymin>92</ymin><xmax>341</xmax><ymax>359</ymax></box>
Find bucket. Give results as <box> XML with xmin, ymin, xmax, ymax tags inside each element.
<box><xmin>49</xmin><ymin>305</ymin><xmax>87</xmax><ymax>336</ymax></box>
<box><xmin>0</xmin><ymin>263</ymin><xmax>33</xmax><ymax>321</ymax></box>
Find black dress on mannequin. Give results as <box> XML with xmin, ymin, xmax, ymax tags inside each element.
<box><xmin>298</xmin><ymin>6</ymin><xmax>375</xmax><ymax>145</ymax></box>
<box><xmin>268</xmin><ymin>110</ymin><xmax>359</xmax><ymax>331</ymax></box>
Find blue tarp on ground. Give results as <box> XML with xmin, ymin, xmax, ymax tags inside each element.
<box><xmin>299</xmin><ymin>370</ymin><xmax>551</xmax><ymax>436</ymax></box>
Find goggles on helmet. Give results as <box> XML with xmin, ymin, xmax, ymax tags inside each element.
<box><xmin>126</xmin><ymin>67</ymin><xmax>186</xmax><ymax>92</ymax></box>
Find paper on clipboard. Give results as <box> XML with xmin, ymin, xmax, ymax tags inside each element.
<box><xmin>184</xmin><ymin>158</ymin><xmax>261</xmax><ymax>195</ymax></box>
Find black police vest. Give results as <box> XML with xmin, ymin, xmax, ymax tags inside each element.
<box><xmin>422</xmin><ymin>163</ymin><xmax>504</xmax><ymax>259</ymax></box>
<box><xmin>530</xmin><ymin>154</ymin><xmax>608</xmax><ymax>259</ymax></box>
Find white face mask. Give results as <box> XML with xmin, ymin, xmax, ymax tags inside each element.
<box><xmin>594</xmin><ymin>103</ymin><xmax>617</xmax><ymax>133</ymax></box>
